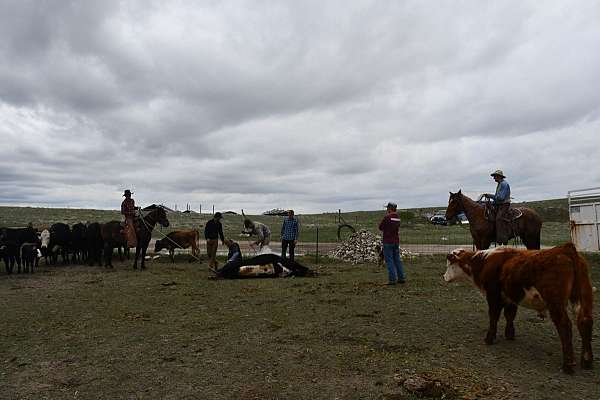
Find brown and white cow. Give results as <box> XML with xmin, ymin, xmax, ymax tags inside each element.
<box><xmin>154</xmin><ymin>230</ymin><xmax>200</xmax><ymax>263</ymax></box>
<box><xmin>444</xmin><ymin>242</ymin><xmax>594</xmax><ymax>373</ymax></box>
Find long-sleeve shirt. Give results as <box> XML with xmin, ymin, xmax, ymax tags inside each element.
<box><xmin>204</xmin><ymin>219</ymin><xmax>224</xmax><ymax>241</ymax></box>
<box><xmin>281</xmin><ymin>217</ymin><xmax>299</xmax><ymax>241</ymax></box>
<box><xmin>252</xmin><ymin>222</ymin><xmax>271</xmax><ymax>243</ymax></box>
<box><xmin>121</xmin><ymin>198</ymin><xmax>136</xmax><ymax>218</ymax></box>
<box><xmin>491</xmin><ymin>180</ymin><xmax>511</xmax><ymax>204</ymax></box>
<box><xmin>378</xmin><ymin>212</ymin><xmax>400</xmax><ymax>244</ymax></box>
<box><xmin>226</xmin><ymin>243</ymin><xmax>242</xmax><ymax>264</ymax></box>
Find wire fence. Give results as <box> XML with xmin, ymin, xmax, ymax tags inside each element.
<box><xmin>157</xmin><ymin>223</ymin><xmax>478</xmax><ymax>263</ymax></box>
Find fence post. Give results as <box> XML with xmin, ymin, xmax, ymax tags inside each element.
<box><xmin>316</xmin><ymin>226</ymin><xmax>319</xmax><ymax>264</ymax></box>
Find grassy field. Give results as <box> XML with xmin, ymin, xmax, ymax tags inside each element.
<box><xmin>0</xmin><ymin>198</ymin><xmax>571</xmax><ymax>247</ymax></box>
<box><xmin>1</xmin><ymin>254</ymin><xmax>599</xmax><ymax>399</ymax></box>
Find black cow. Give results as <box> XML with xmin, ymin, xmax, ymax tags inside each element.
<box><xmin>47</xmin><ymin>223</ymin><xmax>72</xmax><ymax>265</ymax></box>
<box><xmin>71</xmin><ymin>223</ymin><xmax>87</xmax><ymax>264</ymax></box>
<box><xmin>85</xmin><ymin>222</ymin><xmax>103</xmax><ymax>266</ymax></box>
<box><xmin>0</xmin><ymin>226</ymin><xmax>38</xmax><ymax>274</ymax></box>
<box><xmin>100</xmin><ymin>221</ymin><xmax>128</xmax><ymax>268</ymax></box>
<box><xmin>21</xmin><ymin>243</ymin><xmax>40</xmax><ymax>273</ymax></box>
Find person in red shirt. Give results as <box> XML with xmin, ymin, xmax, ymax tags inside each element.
<box><xmin>121</xmin><ymin>189</ymin><xmax>137</xmax><ymax>248</ymax></box>
<box><xmin>378</xmin><ymin>202</ymin><xmax>405</xmax><ymax>285</ymax></box>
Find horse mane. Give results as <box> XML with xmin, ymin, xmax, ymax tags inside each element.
<box><xmin>142</xmin><ymin>204</ymin><xmax>163</xmax><ymax>211</ymax></box>
<box><xmin>456</xmin><ymin>190</ymin><xmax>480</xmax><ymax>208</ymax></box>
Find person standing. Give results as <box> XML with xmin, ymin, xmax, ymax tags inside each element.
<box><xmin>378</xmin><ymin>202</ymin><xmax>405</xmax><ymax>285</ymax></box>
<box><xmin>484</xmin><ymin>169</ymin><xmax>511</xmax><ymax>245</ymax></box>
<box><xmin>204</xmin><ymin>212</ymin><xmax>224</xmax><ymax>269</ymax></box>
<box><xmin>120</xmin><ymin>189</ymin><xmax>137</xmax><ymax>248</ymax></box>
<box><xmin>280</xmin><ymin>209</ymin><xmax>299</xmax><ymax>261</ymax></box>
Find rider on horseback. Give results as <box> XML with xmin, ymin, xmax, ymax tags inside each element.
<box><xmin>483</xmin><ymin>170</ymin><xmax>511</xmax><ymax>244</ymax></box>
<box><xmin>121</xmin><ymin>189</ymin><xmax>138</xmax><ymax>248</ymax></box>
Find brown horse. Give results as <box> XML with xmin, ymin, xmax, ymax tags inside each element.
<box><xmin>133</xmin><ymin>204</ymin><xmax>170</xmax><ymax>269</ymax></box>
<box><xmin>445</xmin><ymin>190</ymin><xmax>542</xmax><ymax>250</ymax></box>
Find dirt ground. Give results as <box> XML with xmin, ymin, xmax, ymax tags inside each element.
<box><xmin>1</xmin><ymin>254</ymin><xmax>599</xmax><ymax>399</ymax></box>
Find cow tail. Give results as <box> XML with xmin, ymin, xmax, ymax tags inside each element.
<box><xmin>568</xmin><ymin>245</ymin><xmax>594</xmax><ymax>310</ymax></box>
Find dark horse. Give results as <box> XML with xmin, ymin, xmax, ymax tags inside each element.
<box><xmin>445</xmin><ymin>190</ymin><xmax>542</xmax><ymax>250</ymax></box>
<box><xmin>133</xmin><ymin>204</ymin><xmax>169</xmax><ymax>270</ymax></box>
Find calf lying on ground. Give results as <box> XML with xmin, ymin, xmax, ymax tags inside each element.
<box><xmin>444</xmin><ymin>243</ymin><xmax>594</xmax><ymax>373</ymax></box>
<box><xmin>154</xmin><ymin>230</ymin><xmax>200</xmax><ymax>263</ymax></box>
<box><xmin>214</xmin><ymin>253</ymin><xmax>313</xmax><ymax>279</ymax></box>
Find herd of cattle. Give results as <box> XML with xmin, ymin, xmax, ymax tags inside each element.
<box><xmin>0</xmin><ymin>221</ymin><xmax>140</xmax><ymax>274</ymax></box>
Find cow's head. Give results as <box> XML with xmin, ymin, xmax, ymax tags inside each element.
<box><xmin>40</xmin><ymin>229</ymin><xmax>51</xmax><ymax>248</ymax></box>
<box><xmin>444</xmin><ymin>248</ymin><xmax>474</xmax><ymax>283</ymax></box>
<box><xmin>154</xmin><ymin>239</ymin><xmax>166</xmax><ymax>253</ymax></box>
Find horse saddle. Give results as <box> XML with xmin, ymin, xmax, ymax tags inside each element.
<box><xmin>502</xmin><ymin>207</ymin><xmax>523</xmax><ymax>223</ymax></box>
<box><xmin>485</xmin><ymin>204</ymin><xmax>523</xmax><ymax>222</ymax></box>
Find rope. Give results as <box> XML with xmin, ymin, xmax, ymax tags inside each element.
<box><xmin>137</xmin><ymin>210</ymin><xmax>203</xmax><ymax>262</ymax></box>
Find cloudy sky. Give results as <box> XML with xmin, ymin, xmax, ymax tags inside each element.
<box><xmin>1</xmin><ymin>1</ymin><xmax>599</xmax><ymax>213</ymax></box>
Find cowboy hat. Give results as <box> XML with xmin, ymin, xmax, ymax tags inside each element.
<box><xmin>490</xmin><ymin>170</ymin><xmax>506</xmax><ymax>178</ymax></box>
<box><xmin>123</xmin><ymin>189</ymin><xmax>133</xmax><ymax>196</ymax></box>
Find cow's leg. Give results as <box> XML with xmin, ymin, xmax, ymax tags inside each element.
<box><xmin>170</xmin><ymin>249</ymin><xmax>175</xmax><ymax>263</ymax></box>
<box><xmin>485</xmin><ymin>294</ymin><xmax>503</xmax><ymax>344</ymax></box>
<box><xmin>118</xmin><ymin>247</ymin><xmax>124</xmax><ymax>262</ymax></box>
<box><xmin>548</xmin><ymin>304</ymin><xmax>575</xmax><ymax>373</ymax></box>
<box><xmin>104</xmin><ymin>244</ymin><xmax>113</xmax><ymax>268</ymax></box>
<box><xmin>576</xmin><ymin>304</ymin><xmax>594</xmax><ymax>369</ymax></box>
<box><xmin>504</xmin><ymin>303</ymin><xmax>518</xmax><ymax>340</ymax></box>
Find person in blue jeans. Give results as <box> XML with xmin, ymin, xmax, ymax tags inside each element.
<box><xmin>378</xmin><ymin>202</ymin><xmax>405</xmax><ymax>285</ymax></box>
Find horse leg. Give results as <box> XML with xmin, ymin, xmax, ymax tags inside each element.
<box><xmin>133</xmin><ymin>246</ymin><xmax>140</xmax><ymax>269</ymax></box>
<box><xmin>170</xmin><ymin>249</ymin><xmax>175</xmax><ymax>263</ymax></box>
<box><xmin>141</xmin><ymin>246</ymin><xmax>147</xmax><ymax>269</ymax></box>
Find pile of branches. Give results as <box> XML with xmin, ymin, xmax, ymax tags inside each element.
<box><xmin>330</xmin><ymin>230</ymin><xmax>383</xmax><ymax>264</ymax></box>
<box><xmin>263</xmin><ymin>208</ymin><xmax>288</xmax><ymax>216</ymax></box>
<box><xmin>330</xmin><ymin>229</ymin><xmax>418</xmax><ymax>264</ymax></box>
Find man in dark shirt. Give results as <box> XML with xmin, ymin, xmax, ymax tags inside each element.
<box><xmin>204</xmin><ymin>212</ymin><xmax>224</xmax><ymax>269</ymax></box>
<box><xmin>120</xmin><ymin>189</ymin><xmax>137</xmax><ymax>248</ymax></box>
<box><xmin>378</xmin><ymin>202</ymin><xmax>405</xmax><ymax>285</ymax></box>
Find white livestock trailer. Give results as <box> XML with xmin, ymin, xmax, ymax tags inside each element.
<box><xmin>568</xmin><ymin>187</ymin><xmax>600</xmax><ymax>252</ymax></box>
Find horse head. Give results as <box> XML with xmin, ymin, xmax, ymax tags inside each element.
<box><xmin>446</xmin><ymin>190</ymin><xmax>464</xmax><ymax>220</ymax></box>
<box><xmin>143</xmin><ymin>204</ymin><xmax>170</xmax><ymax>228</ymax></box>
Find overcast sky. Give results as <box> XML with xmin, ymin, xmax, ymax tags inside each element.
<box><xmin>1</xmin><ymin>1</ymin><xmax>599</xmax><ymax>213</ymax></box>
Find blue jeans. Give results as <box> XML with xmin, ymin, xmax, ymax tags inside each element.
<box><xmin>383</xmin><ymin>243</ymin><xmax>405</xmax><ymax>283</ymax></box>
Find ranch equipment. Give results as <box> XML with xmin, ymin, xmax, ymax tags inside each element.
<box><xmin>568</xmin><ymin>187</ymin><xmax>600</xmax><ymax>252</ymax></box>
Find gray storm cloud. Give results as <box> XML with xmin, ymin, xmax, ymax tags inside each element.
<box><xmin>1</xmin><ymin>0</ymin><xmax>599</xmax><ymax>213</ymax></box>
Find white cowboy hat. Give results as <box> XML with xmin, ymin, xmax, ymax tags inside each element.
<box><xmin>490</xmin><ymin>170</ymin><xmax>506</xmax><ymax>178</ymax></box>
